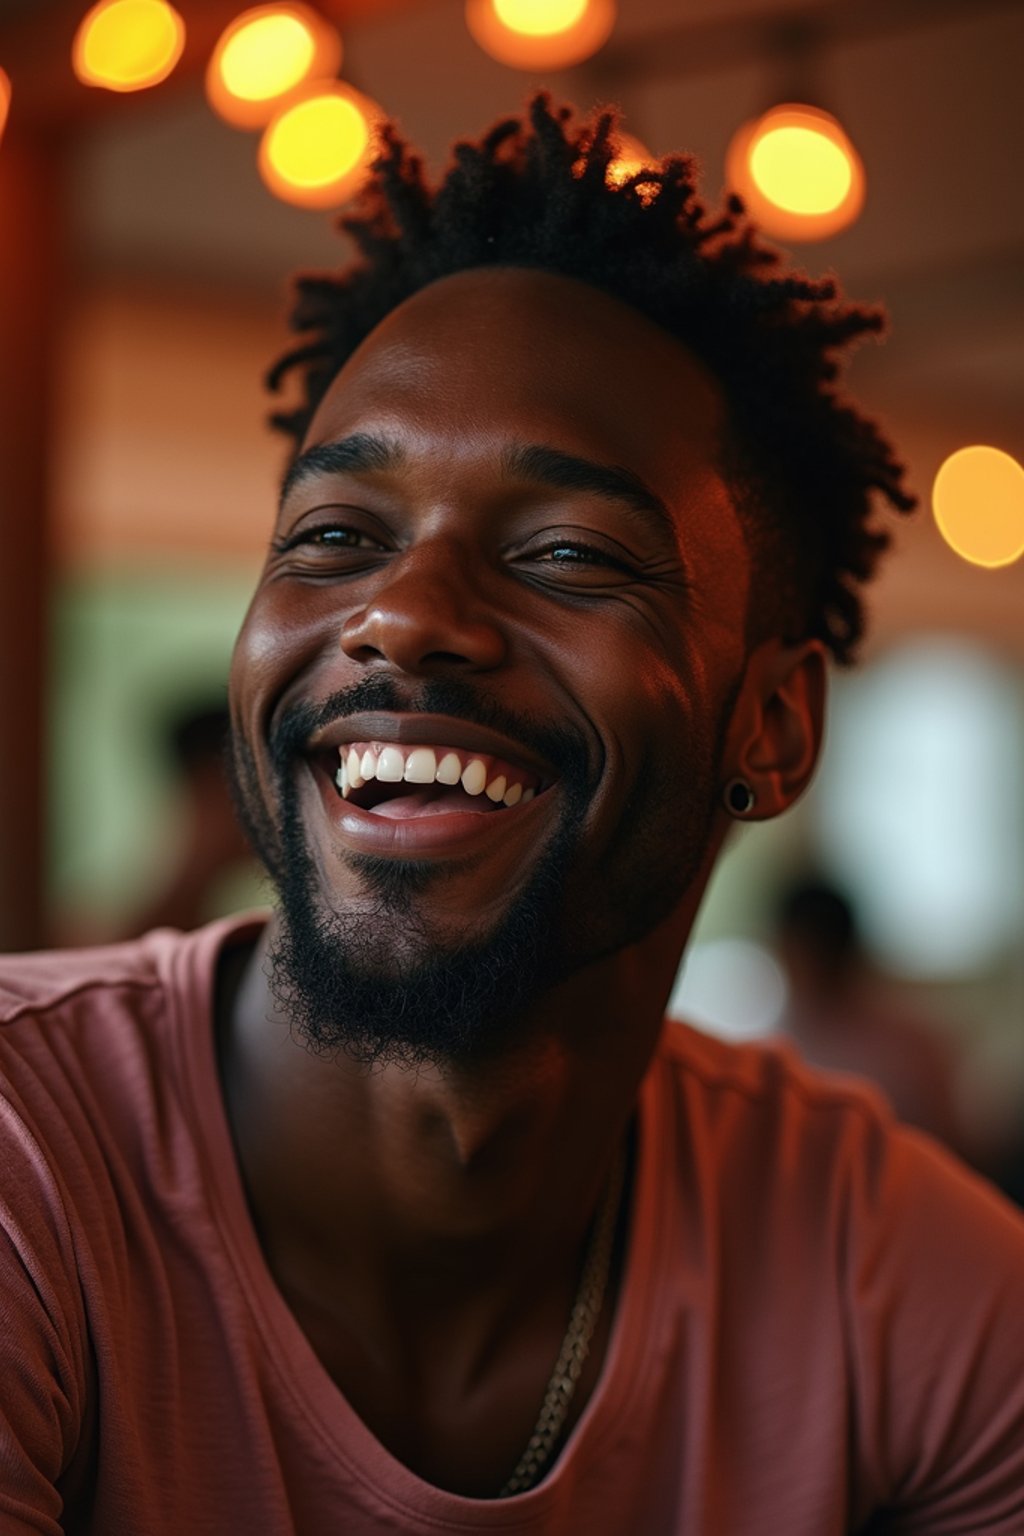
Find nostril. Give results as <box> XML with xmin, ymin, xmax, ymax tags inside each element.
<box><xmin>340</xmin><ymin>639</ymin><xmax>387</xmax><ymax>663</ymax></box>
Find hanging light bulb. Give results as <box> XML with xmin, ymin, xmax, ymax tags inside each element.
<box><xmin>0</xmin><ymin>68</ymin><xmax>10</xmax><ymax>146</ymax></box>
<box><xmin>726</xmin><ymin>103</ymin><xmax>864</xmax><ymax>242</ymax></box>
<box><xmin>72</xmin><ymin>0</ymin><xmax>185</xmax><ymax>93</ymax></box>
<box><xmin>932</xmin><ymin>445</ymin><xmax>1024</xmax><ymax>569</ymax></box>
<box><xmin>206</xmin><ymin>4</ymin><xmax>342</xmax><ymax>130</ymax></box>
<box><xmin>258</xmin><ymin>82</ymin><xmax>381</xmax><ymax>209</ymax></box>
<box><xmin>465</xmin><ymin>0</ymin><xmax>616</xmax><ymax>71</ymax></box>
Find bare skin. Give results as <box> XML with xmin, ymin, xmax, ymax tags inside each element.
<box><xmin>222</xmin><ymin>268</ymin><xmax>825</xmax><ymax>1495</ymax></box>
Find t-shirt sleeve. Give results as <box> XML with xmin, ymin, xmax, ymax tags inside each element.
<box><xmin>846</xmin><ymin>1121</ymin><xmax>1024</xmax><ymax>1532</ymax></box>
<box><xmin>0</xmin><ymin>1092</ymin><xmax>90</xmax><ymax>1535</ymax></box>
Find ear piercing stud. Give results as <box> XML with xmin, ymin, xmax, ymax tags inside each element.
<box><xmin>723</xmin><ymin>778</ymin><xmax>756</xmax><ymax>816</ymax></box>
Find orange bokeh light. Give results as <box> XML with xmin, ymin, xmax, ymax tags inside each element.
<box><xmin>605</xmin><ymin>130</ymin><xmax>657</xmax><ymax>194</ymax></box>
<box><xmin>0</xmin><ymin>68</ymin><xmax>11</xmax><ymax>145</ymax></box>
<box><xmin>726</xmin><ymin>103</ymin><xmax>864</xmax><ymax>243</ymax></box>
<box><xmin>932</xmin><ymin>445</ymin><xmax>1024</xmax><ymax>569</ymax></box>
<box><xmin>258</xmin><ymin>82</ymin><xmax>380</xmax><ymax>209</ymax></box>
<box><xmin>206</xmin><ymin>4</ymin><xmax>342</xmax><ymax>130</ymax></box>
<box><xmin>72</xmin><ymin>0</ymin><xmax>185</xmax><ymax>93</ymax></box>
<box><xmin>465</xmin><ymin>0</ymin><xmax>615</xmax><ymax>70</ymax></box>
<box><xmin>494</xmin><ymin>0</ymin><xmax>588</xmax><ymax>35</ymax></box>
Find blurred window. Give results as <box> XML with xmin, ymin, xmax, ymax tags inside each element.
<box><xmin>817</xmin><ymin>641</ymin><xmax>1024</xmax><ymax>977</ymax></box>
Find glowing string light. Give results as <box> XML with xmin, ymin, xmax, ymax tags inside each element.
<box><xmin>206</xmin><ymin>4</ymin><xmax>342</xmax><ymax>130</ymax></box>
<box><xmin>932</xmin><ymin>445</ymin><xmax>1024</xmax><ymax>569</ymax></box>
<box><xmin>72</xmin><ymin>0</ymin><xmax>185</xmax><ymax>93</ymax></box>
<box><xmin>465</xmin><ymin>0</ymin><xmax>615</xmax><ymax>70</ymax></box>
<box><xmin>751</xmin><ymin>123</ymin><xmax>852</xmax><ymax>213</ymax></box>
<box><xmin>494</xmin><ymin>0</ymin><xmax>589</xmax><ymax>35</ymax></box>
<box><xmin>258</xmin><ymin>83</ymin><xmax>380</xmax><ymax>209</ymax></box>
<box><xmin>726</xmin><ymin>103</ymin><xmax>864</xmax><ymax>243</ymax></box>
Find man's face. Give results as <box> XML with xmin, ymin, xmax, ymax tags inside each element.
<box><xmin>230</xmin><ymin>267</ymin><xmax>753</xmax><ymax>1066</ymax></box>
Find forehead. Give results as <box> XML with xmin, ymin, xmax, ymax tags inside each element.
<box><xmin>302</xmin><ymin>267</ymin><xmax>734</xmax><ymax>518</ymax></box>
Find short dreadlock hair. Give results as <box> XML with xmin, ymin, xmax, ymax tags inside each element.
<box><xmin>267</xmin><ymin>94</ymin><xmax>915</xmax><ymax>664</ymax></box>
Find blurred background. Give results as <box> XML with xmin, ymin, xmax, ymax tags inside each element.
<box><xmin>0</xmin><ymin>0</ymin><xmax>1021</xmax><ymax>1177</ymax></box>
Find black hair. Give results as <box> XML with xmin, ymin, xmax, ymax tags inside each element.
<box><xmin>267</xmin><ymin>94</ymin><xmax>916</xmax><ymax>663</ymax></box>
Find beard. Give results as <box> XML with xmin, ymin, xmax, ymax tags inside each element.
<box><xmin>229</xmin><ymin>673</ymin><xmax>730</xmax><ymax>1071</ymax></box>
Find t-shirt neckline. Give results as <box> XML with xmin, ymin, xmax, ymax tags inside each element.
<box><xmin>165</xmin><ymin>915</ymin><xmax>673</xmax><ymax>1529</ymax></box>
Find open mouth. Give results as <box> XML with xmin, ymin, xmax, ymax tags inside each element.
<box><xmin>320</xmin><ymin>741</ymin><xmax>548</xmax><ymax>822</ymax></box>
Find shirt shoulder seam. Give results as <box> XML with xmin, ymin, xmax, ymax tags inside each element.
<box><xmin>662</xmin><ymin>1026</ymin><xmax>887</xmax><ymax>1126</ymax></box>
<box><xmin>0</xmin><ymin>973</ymin><xmax>162</xmax><ymax>1031</ymax></box>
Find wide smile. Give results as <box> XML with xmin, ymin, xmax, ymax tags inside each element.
<box><xmin>302</xmin><ymin>713</ymin><xmax>561</xmax><ymax>858</ymax></box>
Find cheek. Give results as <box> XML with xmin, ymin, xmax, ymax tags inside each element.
<box><xmin>612</xmin><ymin>630</ymin><xmax>722</xmax><ymax>742</ymax></box>
<box><xmin>230</xmin><ymin>583</ymin><xmax>336</xmax><ymax>717</ymax></box>
<box><xmin>593</xmin><ymin>623</ymin><xmax>741</xmax><ymax>825</ymax></box>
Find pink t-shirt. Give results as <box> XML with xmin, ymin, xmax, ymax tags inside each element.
<box><xmin>2</xmin><ymin>916</ymin><xmax>1024</xmax><ymax>1534</ymax></box>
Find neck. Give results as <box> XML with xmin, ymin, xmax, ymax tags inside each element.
<box><xmin>217</xmin><ymin>901</ymin><xmax>689</xmax><ymax>1299</ymax></box>
<box><xmin>214</xmin><ymin>899</ymin><xmax>695</xmax><ymax>1487</ymax></box>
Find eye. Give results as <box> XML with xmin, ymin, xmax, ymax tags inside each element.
<box><xmin>522</xmin><ymin>537</ymin><xmax>639</xmax><ymax>584</ymax></box>
<box><xmin>537</xmin><ymin>541</ymin><xmax>625</xmax><ymax>567</ymax></box>
<box><xmin>271</xmin><ymin>525</ymin><xmax>388</xmax><ymax>556</ymax></box>
<box><xmin>268</xmin><ymin>513</ymin><xmax>393</xmax><ymax>577</ymax></box>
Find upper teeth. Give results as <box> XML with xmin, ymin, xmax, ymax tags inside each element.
<box><xmin>335</xmin><ymin>742</ymin><xmax>537</xmax><ymax>809</ymax></box>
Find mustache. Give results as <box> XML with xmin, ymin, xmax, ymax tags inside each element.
<box><xmin>269</xmin><ymin>674</ymin><xmax>593</xmax><ymax>789</ymax></box>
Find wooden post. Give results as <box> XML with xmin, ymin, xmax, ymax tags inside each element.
<box><xmin>0</xmin><ymin>125</ymin><xmax>65</xmax><ymax>950</ymax></box>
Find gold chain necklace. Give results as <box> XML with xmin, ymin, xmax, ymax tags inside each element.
<box><xmin>498</xmin><ymin>1148</ymin><xmax>626</xmax><ymax>1497</ymax></box>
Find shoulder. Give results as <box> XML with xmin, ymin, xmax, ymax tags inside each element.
<box><xmin>0</xmin><ymin>926</ymin><xmax>200</xmax><ymax>1028</ymax></box>
<box><xmin>0</xmin><ymin>918</ymin><xmax>261</xmax><ymax>1352</ymax></box>
<box><xmin>0</xmin><ymin>916</ymin><xmax>258</xmax><ymax>1199</ymax></box>
<box><xmin>655</xmin><ymin>1015</ymin><xmax>891</xmax><ymax>1148</ymax></box>
<box><xmin>653</xmin><ymin>1021</ymin><xmax>1024</xmax><ymax>1526</ymax></box>
<box><xmin>653</xmin><ymin>1015</ymin><xmax>1024</xmax><ymax>1269</ymax></box>
<box><xmin>0</xmin><ymin>931</ymin><xmax>183</xmax><ymax>1162</ymax></box>
<box><xmin>0</xmin><ymin>914</ymin><xmax>260</xmax><ymax>1043</ymax></box>
<box><xmin>0</xmin><ymin>937</ymin><xmax>158</xmax><ymax>1033</ymax></box>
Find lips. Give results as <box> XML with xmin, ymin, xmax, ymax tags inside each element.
<box><xmin>302</xmin><ymin>712</ymin><xmax>559</xmax><ymax>855</ymax></box>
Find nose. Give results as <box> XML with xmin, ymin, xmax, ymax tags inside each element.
<box><xmin>338</xmin><ymin>541</ymin><xmax>508</xmax><ymax>675</ymax></box>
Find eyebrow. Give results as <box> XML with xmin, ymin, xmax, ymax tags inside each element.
<box><xmin>279</xmin><ymin>433</ymin><xmax>405</xmax><ymax>507</ymax></box>
<box><xmin>501</xmin><ymin>443</ymin><xmax>678</xmax><ymax>547</ymax></box>
<box><xmin>279</xmin><ymin>432</ymin><xmax>678</xmax><ymax>548</ymax></box>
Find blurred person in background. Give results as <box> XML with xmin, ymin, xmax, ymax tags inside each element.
<box><xmin>123</xmin><ymin>701</ymin><xmax>257</xmax><ymax>938</ymax></box>
<box><xmin>773</xmin><ymin>875</ymin><xmax>968</xmax><ymax>1156</ymax></box>
<box><xmin>2</xmin><ymin>97</ymin><xmax>1024</xmax><ymax>1533</ymax></box>
<box><xmin>56</xmin><ymin>700</ymin><xmax>259</xmax><ymax>946</ymax></box>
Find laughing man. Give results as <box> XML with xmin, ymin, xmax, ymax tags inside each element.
<box><xmin>3</xmin><ymin>98</ymin><xmax>1024</xmax><ymax>1534</ymax></box>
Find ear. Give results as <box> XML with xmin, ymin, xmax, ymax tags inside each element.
<box><xmin>720</xmin><ymin>638</ymin><xmax>827</xmax><ymax>820</ymax></box>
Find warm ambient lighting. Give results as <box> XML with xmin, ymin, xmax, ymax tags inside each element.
<box><xmin>206</xmin><ymin>4</ymin><xmax>342</xmax><ymax>130</ymax></box>
<box><xmin>258</xmin><ymin>83</ymin><xmax>380</xmax><ymax>209</ymax></box>
<box><xmin>604</xmin><ymin>131</ymin><xmax>657</xmax><ymax>195</ymax></box>
<box><xmin>465</xmin><ymin>0</ymin><xmax>615</xmax><ymax>70</ymax></box>
<box><xmin>932</xmin><ymin>445</ymin><xmax>1024</xmax><ymax>569</ymax></box>
<box><xmin>72</xmin><ymin>0</ymin><xmax>185</xmax><ymax>92</ymax></box>
<box><xmin>0</xmin><ymin>68</ymin><xmax>10</xmax><ymax>145</ymax></box>
<box><xmin>726</xmin><ymin>103</ymin><xmax>864</xmax><ymax>243</ymax></box>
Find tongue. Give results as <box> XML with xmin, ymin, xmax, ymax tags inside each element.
<box><xmin>367</xmin><ymin>783</ymin><xmax>506</xmax><ymax>820</ymax></box>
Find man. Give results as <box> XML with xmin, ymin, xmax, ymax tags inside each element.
<box><xmin>773</xmin><ymin>876</ymin><xmax>968</xmax><ymax>1155</ymax></box>
<box><xmin>2</xmin><ymin>97</ymin><xmax>1023</xmax><ymax>1533</ymax></box>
